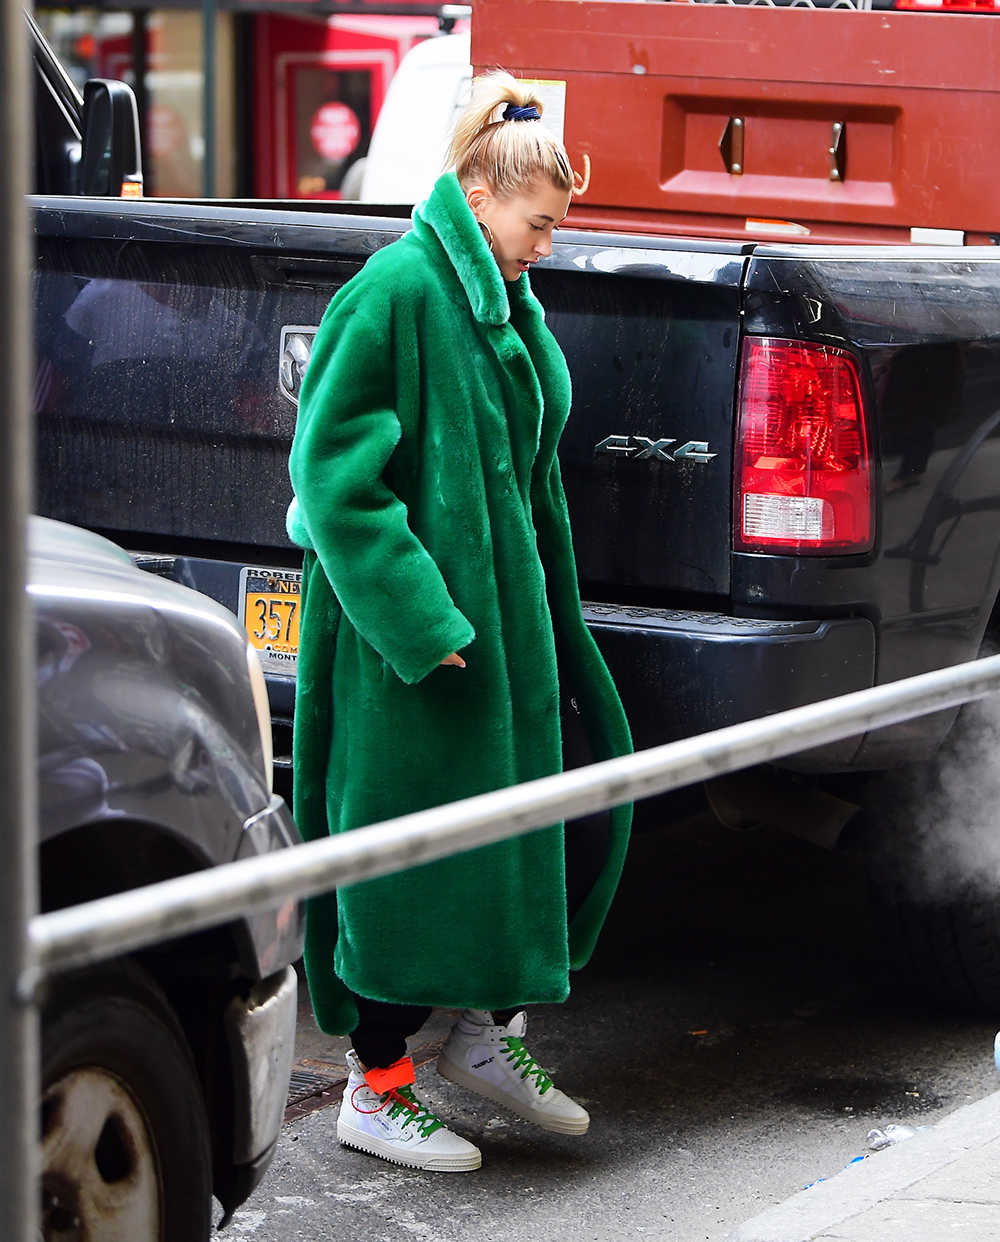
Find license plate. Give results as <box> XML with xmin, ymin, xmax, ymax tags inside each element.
<box><xmin>239</xmin><ymin>567</ymin><xmax>303</xmax><ymax>677</ymax></box>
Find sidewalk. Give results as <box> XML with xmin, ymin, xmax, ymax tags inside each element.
<box><xmin>728</xmin><ymin>1089</ymin><xmax>1000</xmax><ymax>1242</ymax></box>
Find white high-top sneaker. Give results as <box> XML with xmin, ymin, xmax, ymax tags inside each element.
<box><xmin>437</xmin><ymin>1010</ymin><xmax>590</xmax><ymax>1135</ymax></box>
<box><xmin>337</xmin><ymin>1050</ymin><xmax>482</xmax><ymax>1171</ymax></box>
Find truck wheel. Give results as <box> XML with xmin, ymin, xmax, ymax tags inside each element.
<box><xmin>867</xmin><ymin>883</ymin><xmax>1000</xmax><ymax>1016</ymax></box>
<box><xmin>41</xmin><ymin>961</ymin><xmax>212</xmax><ymax>1242</ymax></box>
<box><xmin>865</xmin><ymin>700</ymin><xmax>1000</xmax><ymax>1017</ymax></box>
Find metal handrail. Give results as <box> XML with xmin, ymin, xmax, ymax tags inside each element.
<box><xmin>29</xmin><ymin>651</ymin><xmax>1000</xmax><ymax>979</ymax></box>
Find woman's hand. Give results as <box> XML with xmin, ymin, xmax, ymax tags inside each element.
<box><xmin>440</xmin><ymin>652</ymin><xmax>466</xmax><ymax>668</ymax></box>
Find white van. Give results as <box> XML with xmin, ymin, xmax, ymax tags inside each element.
<box><xmin>359</xmin><ymin>32</ymin><xmax>472</xmax><ymax>204</ymax></box>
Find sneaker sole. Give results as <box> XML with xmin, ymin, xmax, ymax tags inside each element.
<box><xmin>437</xmin><ymin>1055</ymin><xmax>590</xmax><ymax>1135</ymax></box>
<box><xmin>336</xmin><ymin>1116</ymin><xmax>482</xmax><ymax>1172</ymax></box>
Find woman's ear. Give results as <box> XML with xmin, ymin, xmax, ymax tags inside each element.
<box><xmin>465</xmin><ymin>185</ymin><xmax>491</xmax><ymax>217</ymax></box>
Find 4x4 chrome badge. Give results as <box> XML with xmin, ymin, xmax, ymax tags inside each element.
<box><xmin>595</xmin><ymin>435</ymin><xmax>717</xmax><ymax>464</ymax></box>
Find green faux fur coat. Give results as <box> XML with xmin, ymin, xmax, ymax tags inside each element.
<box><xmin>287</xmin><ymin>171</ymin><xmax>632</xmax><ymax>1035</ymax></box>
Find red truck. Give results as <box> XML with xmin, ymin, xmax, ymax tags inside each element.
<box><xmin>476</xmin><ymin>0</ymin><xmax>1000</xmax><ymax>245</ymax></box>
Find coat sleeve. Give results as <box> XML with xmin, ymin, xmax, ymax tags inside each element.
<box><xmin>289</xmin><ymin>288</ymin><xmax>475</xmax><ymax>685</ymax></box>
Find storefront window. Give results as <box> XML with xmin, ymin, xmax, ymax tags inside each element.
<box><xmin>293</xmin><ymin>66</ymin><xmax>371</xmax><ymax>197</ymax></box>
<box><xmin>146</xmin><ymin>11</ymin><xmax>203</xmax><ymax>197</ymax></box>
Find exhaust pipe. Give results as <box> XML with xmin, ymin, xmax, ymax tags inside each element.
<box><xmin>704</xmin><ymin>768</ymin><xmax>863</xmax><ymax>852</ymax></box>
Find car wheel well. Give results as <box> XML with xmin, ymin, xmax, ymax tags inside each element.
<box><xmin>41</xmin><ymin>817</ymin><xmax>210</xmax><ymax>908</ymax></box>
<box><xmin>40</xmin><ymin>816</ymin><xmax>244</xmax><ymax>985</ymax></box>
<box><xmin>40</xmin><ymin>820</ymin><xmax>251</xmax><ymax>1208</ymax></box>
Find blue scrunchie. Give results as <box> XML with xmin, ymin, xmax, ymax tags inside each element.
<box><xmin>503</xmin><ymin>103</ymin><xmax>541</xmax><ymax>122</ymax></box>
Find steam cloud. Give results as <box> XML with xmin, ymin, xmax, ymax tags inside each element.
<box><xmin>868</xmin><ymin>694</ymin><xmax>1000</xmax><ymax>904</ymax></box>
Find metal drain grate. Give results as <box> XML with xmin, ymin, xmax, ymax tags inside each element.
<box><xmin>288</xmin><ymin>1068</ymin><xmax>342</xmax><ymax>1106</ymax></box>
<box><xmin>285</xmin><ymin>1061</ymin><xmax>349</xmax><ymax>1123</ymax></box>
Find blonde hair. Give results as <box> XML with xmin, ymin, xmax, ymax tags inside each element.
<box><xmin>447</xmin><ymin>70</ymin><xmax>586</xmax><ymax>199</ymax></box>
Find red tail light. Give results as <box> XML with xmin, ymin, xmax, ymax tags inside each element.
<box><xmin>734</xmin><ymin>337</ymin><xmax>872</xmax><ymax>555</ymax></box>
<box><xmin>894</xmin><ymin>0</ymin><xmax>1000</xmax><ymax>10</ymax></box>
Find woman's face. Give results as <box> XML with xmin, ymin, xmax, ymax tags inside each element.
<box><xmin>466</xmin><ymin>180</ymin><xmax>573</xmax><ymax>283</ymax></box>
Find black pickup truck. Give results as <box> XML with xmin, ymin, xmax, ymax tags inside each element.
<box><xmin>30</xmin><ymin>20</ymin><xmax>1000</xmax><ymax>1015</ymax></box>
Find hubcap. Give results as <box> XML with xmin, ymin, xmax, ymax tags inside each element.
<box><xmin>41</xmin><ymin>1067</ymin><xmax>161</xmax><ymax>1242</ymax></box>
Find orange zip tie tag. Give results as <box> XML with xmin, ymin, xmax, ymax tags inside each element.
<box><xmin>364</xmin><ymin>1057</ymin><xmax>415</xmax><ymax>1096</ymax></box>
<box><xmin>363</xmin><ymin>1057</ymin><xmax>419</xmax><ymax>1114</ymax></box>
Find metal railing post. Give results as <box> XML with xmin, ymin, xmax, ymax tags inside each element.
<box><xmin>0</xmin><ymin>0</ymin><xmax>38</xmax><ymax>1235</ymax></box>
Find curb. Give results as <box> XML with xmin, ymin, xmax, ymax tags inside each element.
<box><xmin>727</xmin><ymin>1089</ymin><xmax>1000</xmax><ymax>1242</ymax></box>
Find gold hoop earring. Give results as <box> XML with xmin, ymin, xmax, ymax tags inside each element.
<box><xmin>478</xmin><ymin>219</ymin><xmax>494</xmax><ymax>252</ymax></box>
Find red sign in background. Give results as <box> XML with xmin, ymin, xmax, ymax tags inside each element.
<box><xmin>309</xmin><ymin>101</ymin><xmax>361</xmax><ymax>162</ymax></box>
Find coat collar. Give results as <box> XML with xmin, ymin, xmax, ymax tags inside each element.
<box><xmin>413</xmin><ymin>172</ymin><xmax>531</xmax><ymax>327</ymax></box>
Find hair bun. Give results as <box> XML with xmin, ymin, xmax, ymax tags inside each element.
<box><xmin>447</xmin><ymin>70</ymin><xmax>578</xmax><ymax>198</ymax></box>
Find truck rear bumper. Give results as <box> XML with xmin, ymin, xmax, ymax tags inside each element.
<box><xmin>583</xmin><ymin>603</ymin><xmax>876</xmax><ymax>771</ymax></box>
<box><xmin>131</xmin><ymin>552</ymin><xmax>878</xmax><ymax>773</ymax></box>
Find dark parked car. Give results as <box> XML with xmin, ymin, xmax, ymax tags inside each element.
<box><xmin>33</xmin><ymin>516</ymin><xmax>303</xmax><ymax>1241</ymax></box>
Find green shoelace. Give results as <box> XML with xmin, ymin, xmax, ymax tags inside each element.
<box><xmin>383</xmin><ymin>1084</ymin><xmax>445</xmax><ymax>1137</ymax></box>
<box><xmin>501</xmin><ymin>1036</ymin><xmax>553</xmax><ymax>1094</ymax></box>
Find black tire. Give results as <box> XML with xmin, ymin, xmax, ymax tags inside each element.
<box><xmin>868</xmin><ymin>877</ymin><xmax>1000</xmax><ymax>1016</ymax></box>
<box><xmin>865</xmin><ymin>699</ymin><xmax>1000</xmax><ymax>1017</ymax></box>
<box><xmin>40</xmin><ymin>960</ymin><xmax>213</xmax><ymax>1242</ymax></box>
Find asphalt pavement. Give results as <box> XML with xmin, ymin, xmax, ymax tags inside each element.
<box><xmin>231</xmin><ymin>806</ymin><xmax>1000</xmax><ymax>1241</ymax></box>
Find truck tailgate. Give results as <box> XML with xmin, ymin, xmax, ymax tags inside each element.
<box><xmin>536</xmin><ymin>233</ymin><xmax>746</xmax><ymax>600</ymax></box>
<box><xmin>33</xmin><ymin>200</ymin><xmax>745</xmax><ymax>604</ymax></box>
<box><xmin>33</xmin><ymin>200</ymin><xmax>407</xmax><ymax>556</ymax></box>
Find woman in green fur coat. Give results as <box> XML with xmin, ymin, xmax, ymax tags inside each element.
<box><xmin>287</xmin><ymin>72</ymin><xmax>633</xmax><ymax>1172</ymax></box>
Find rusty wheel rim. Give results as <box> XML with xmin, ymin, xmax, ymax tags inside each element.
<box><xmin>41</xmin><ymin>1066</ymin><xmax>162</xmax><ymax>1242</ymax></box>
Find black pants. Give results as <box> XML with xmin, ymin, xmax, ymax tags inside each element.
<box><xmin>351</xmin><ymin>680</ymin><xmax>610</xmax><ymax>1069</ymax></box>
